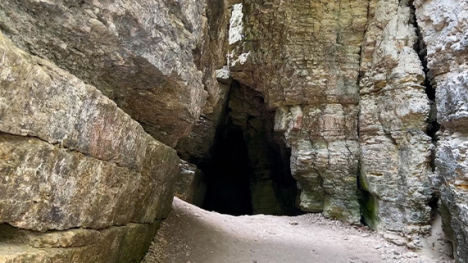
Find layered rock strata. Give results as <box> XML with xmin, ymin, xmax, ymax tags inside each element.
<box><xmin>415</xmin><ymin>0</ymin><xmax>468</xmax><ymax>260</ymax></box>
<box><xmin>358</xmin><ymin>0</ymin><xmax>433</xmax><ymax>248</ymax></box>
<box><xmin>0</xmin><ymin>223</ymin><xmax>160</xmax><ymax>263</ymax></box>
<box><xmin>227</xmin><ymin>0</ymin><xmax>368</xmax><ymax>223</ymax></box>
<box><xmin>0</xmin><ymin>30</ymin><xmax>179</xmax><ymax>261</ymax></box>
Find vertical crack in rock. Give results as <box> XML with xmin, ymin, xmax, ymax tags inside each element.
<box><xmin>356</xmin><ymin>1</ymin><xmax>373</xmax><ymax>228</ymax></box>
<box><xmin>358</xmin><ymin>0</ymin><xmax>434</xmax><ymax>248</ymax></box>
<box><xmin>409</xmin><ymin>0</ymin><xmax>442</xmax><ymax>235</ymax></box>
<box><xmin>409</xmin><ymin>0</ymin><xmax>440</xmax><ymax>171</ymax></box>
<box><xmin>414</xmin><ymin>0</ymin><xmax>468</xmax><ymax>260</ymax></box>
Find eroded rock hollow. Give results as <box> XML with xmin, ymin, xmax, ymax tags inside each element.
<box><xmin>1</xmin><ymin>0</ymin><xmax>468</xmax><ymax>262</ymax></box>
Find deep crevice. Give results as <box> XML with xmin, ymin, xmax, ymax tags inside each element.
<box><xmin>409</xmin><ymin>0</ymin><xmax>440</xmax><ymax>149</ymax></box>
<box><xmin>356</xmin><ymin>0</ymin><xmax>373</xmax><ymax>228</ymax></box>
<box><xmin>409</xmin><ymin>2</ymin><xmax>449</xmax><ymax>251</ymax></box>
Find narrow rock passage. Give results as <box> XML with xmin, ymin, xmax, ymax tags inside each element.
<box><xmin>143</xmin><ymin>198</ymin><xmax>453</xmax><ymax>263</ymax></box>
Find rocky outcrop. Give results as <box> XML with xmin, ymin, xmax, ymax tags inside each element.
<box><xmin>275</xmin><ymin>104</ymin><xmax>360</xmax><ymax>221</ymax></box>
<box><xmin>0</xmin><ymin>30</ymin><xmax>179</xmax><ymax>260</ymax></box>
<box><xmin>358</xmin><ymin>0</ymin><xmax>433</xmax><ymax>248</ymax></box>
<box><xmin>0</xmin><ymin>0</ymin><xmax>209</xmax><ymax>147</ymax></box>
<box><xmin>227</xmin><ymin>0</ymin><xmax>368</xmax><ymax>223</ymax></box>
<box><xmin>175</xmin><ymin>0</ymin><xmax>231</xmax><ymax>161</ymax></box>
<box><xmin>0</xmin><ymin>223</ymin><xmax>160</xmax><ymax>263</ymax></box>
<box><xmin>2</xmin><ymin>0</ymin><xmax>468</xmax><ymax>260</ymax></box>
<box><xmin>224</xmin><ymin>0</ymin><xmax>437</xmax><ymax>247</ymax></box>
<box><xmin>415</xmin><ymin>0</ymin><xmax>468</xmax><ymax>261</ymax></box>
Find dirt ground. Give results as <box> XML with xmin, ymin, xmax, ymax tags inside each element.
<box><xmin>143</xmin><ymin>198</ymin><xmax>454</xmax><ymax>263</ymax></box>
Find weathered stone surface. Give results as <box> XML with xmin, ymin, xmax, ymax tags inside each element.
<box><xmin>415</xmin><ymin>0</ymin><xmax>468</xmax><ymax>260</ymax></box>
<box><xmin>175</xmin><ymin>0</ymin><xmax>230</xmax><ymax>161</ymax></box>
<box><xmin>228</xmin><ymin>1</ymin><xmax>368</xmax><ymax>107</ymax></box>
<box><xmin>0</xmin><ymin>0</ymin><xmax>210</xmax><ymax>147</ymax></box>
<box><xmin>0</xmin><ymin>32</ymin><xmax>145</xmax><ymax>170</ymax></box>
<box><xmin>435</xmin><ymin>131</ymin><xmax>468</xmax><ymax>262</ymax></box>
<box><xmin>0</xmin><ymin>134</ymin><xmax>176</xmax><ymax>231</ymax></box>
<box><xmin>176</xmin><ymin>160</ymin><xmax>206</xmax><ymax>207</ymax></box>
<box><xmin>276</xmin><ymin>104</ymin><xmax>360</xmax><ymax>222</ymax></box>
<box><xmin>0</xmin><ymin>32</ymin><xmax>179</xmax><ymax>231</ymax></box>
<box><xmin>359</xmin><ymin>0</ymin><xmax>433</xmax><ymax>247</ymax></box>
<box><xmin>0</xmin><ymin>222</ymin><xmax>160</xmax><ymax>263</ymax></box>
<box><xmin>227</xmin><ymin>0</ymin><xmax>367</xmax><ymax>223</ymax></box>
<box><xmin>175</xmin><ymin>83</ymin><xmax>230</xmax><ymax>162</ymax></box>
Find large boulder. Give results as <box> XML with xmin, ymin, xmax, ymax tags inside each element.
<box><xmin>0</xmin><ymin>0</ymin><xmax>209</xmax><ymax>147</ymax></box>
<box><xmin>0</xmin><ymin>30</ymin><xmax>179</xmax><ymax>261</ymax></box>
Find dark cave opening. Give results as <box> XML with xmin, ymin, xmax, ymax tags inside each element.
<box><xmin>200</xmin><ymin>81</ymin><xmax>300</xmax><ymax>216</ymax></box>
<box><xmin>201</xmin><ymin>123</ymin><xmax>254</xmax><ymax>215</ymax></box>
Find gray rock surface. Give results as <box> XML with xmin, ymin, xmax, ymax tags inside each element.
<box><xmin>227</xmin><ymin>0</ymin><xmax>368</xmax><ymax>224</ymax></box>
<box><xmin>415</xmin><ymin>0</ymin><xmax>468</xmax><ymax>260</ymax></box>
<box><xmin>1</xmin><ymin>0</ymin><xmax>468</xmax><ymax>260</ymax></box>
<box><xmin>0</xmin><ymin>0</ymin><xmax>209</xmax><ymax>147</ymax></box>
<box><xmin>176</xmin><ymin>160</ymin><xmax>206</xmax><ymax>207</ymax></box>
<box><xmin>0</xmin><ymin>31</ymin><xmax>179</xmax><ymax>231</ymax></box>
<box><xmin>0</xmin><ymin>222</ymin><xmax>160</xmax><ymax>263</ymax></box>
<box><xmin>358</xmin><ymin>0</ymin><xmax>433</xmax><ymax>248</ymax></box>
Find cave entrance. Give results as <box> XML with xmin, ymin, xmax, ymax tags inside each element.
<box><xmin>200</xmin><ymin>82</ymin><xmax>299</xmax><ymax>216</ymax></box>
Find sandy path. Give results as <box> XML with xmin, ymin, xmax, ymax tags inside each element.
<box><xmin>143</xmin><ymin>198</ymin><xmax>454</xmax><ymax>263</ymax></box>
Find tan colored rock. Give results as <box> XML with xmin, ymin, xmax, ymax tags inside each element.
<box><xmin>226</xmin><ymin>0</ymin><xmax>368</xmax><ymax>223</ymax></box>
<box><xmin>228</xmin><ymin>1</ymin><xmax>368</xmax><ymax>107</ymax></box>
<box><xmin>0</xmin><ymin>32</ymin><xmax>179</xmax><ymax>231</ymax></box>
<box><xmin>0</xmin><ymin>134</ymin><xmax>176</xmax><ymax>231</ymax></box>
<box><xmin>415</xmin><ymin>0</ymin><xmax>468</xmax><ymax>260</ymax></box>
<box><xmin>276</xmin><ymin>104</ymin><xmax>360</xmax><ymax>222</ymax></box>
<box><xmin>0</xmin><ymin>222</ymin><xmax>160</xmax><ymax>263</ymax></box>
<box><xmin>359</xmin><ymin>0</ymin><xmax>433</xmax><ymax>247</ymax></box>
<box><xmin>0</xmin><ymin>0</ymin><xmax>210</xmax><ymax>147</ymax></box>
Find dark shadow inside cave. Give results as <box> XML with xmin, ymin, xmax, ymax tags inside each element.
<box><xmin>199</xmin><ymin>81</ymin><xmax>300</xmax><ymax>216</ymax></box>
<box><xmin>201</xmin><ymin>123</ymin><xmax>253</xmax><ymax>215</ymax></box>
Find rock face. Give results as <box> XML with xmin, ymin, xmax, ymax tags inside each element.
<box><xmin>0</xmin><ymin>30</ymin><xmax>179</xmax><ymax>261</ymax></box>
<box><xmin>358</xmin><ymin>0</ymin><xmax>433</xmax><ymax>248</ymax></box>
<box><xmin>2</xmin><ymin>0</ymin><xmax>468</xmax><ymax>261</ymax></box>
<box><xmin>175</xmin><ymin>160</ymin><xmax>206</xmax><ymax>207</ymax></box>
<box><xmin>226</xmin><ymin>0</ymin><xmax>368</xmax><ymax>224</ymax></box>
<box><xmin>415</xmin><ymin>0</ymin><xmax>468</xmax><ymax>261</ymax></box>
<box><xmin>0</xmin><ymin>223</ymin><xmax>160</xmax><ymax>263</ymax></box>
<box><xmin>0</xmin><ymin>0</ymin><xmax>209</xmax><ymax>147</ymax></box>
<box><xmin>222</xmin><ymin>0</ymin><xmax>440</xmax><ymax>249</ymax></box>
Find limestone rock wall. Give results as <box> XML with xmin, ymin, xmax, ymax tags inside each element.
<box><xmin>0</xmin><ymin>223</ymin><xmax>160</xmax><ymax>263</ymax></box>
<box><xmin>227</xmin><ymin>0</ymin><xmax>368</xmax><ymax>223</ymax></box>
<box><xmin>358</xmin><ymin>0</ymin><xmax>433</xmax><ymax>248</ymax></box>
<box><xmin>224</xmin><ymin>0</ymin><xmax>438</xmax><ymax>248</ymax></box>
<box><xmin>2</xmin><ymin>0</ymin><xmax>468</xmax><ymax>260</ymax></box>
<box><xmin>0</xmin><ymin>30</ymin><xmax>180</xmax><ymax>261</ymax></box>
<box><xmin>0</xmin><ymin>0</ymin><xmax>209</xmax><ymax>147</ymax></box>
<box><xmin>415</xmin><ymin>0</ymin><xmax>468</xmax><ymax>261</ymax></box>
